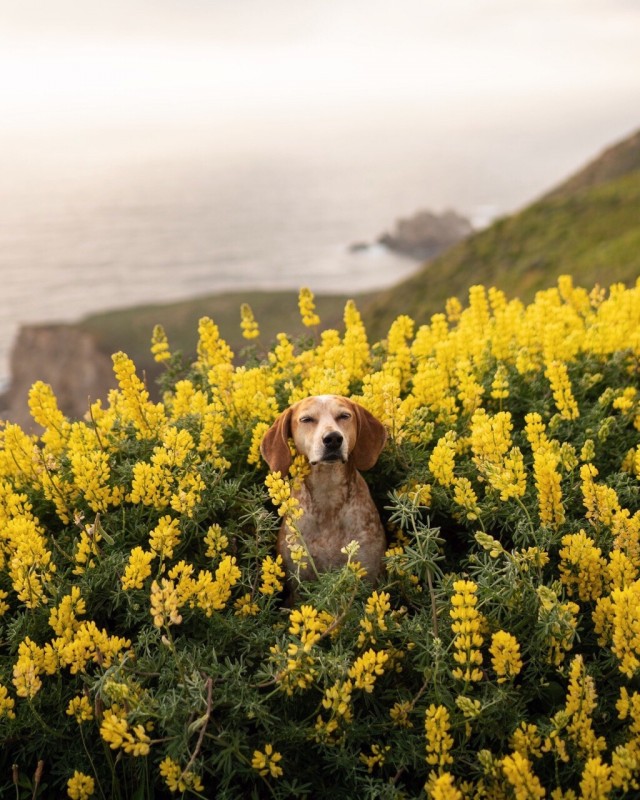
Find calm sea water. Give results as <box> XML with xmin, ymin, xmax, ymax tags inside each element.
<box><xmin>0</xmin><ymin>120</ymin><xmax>606</xmax><ymax>392</ymax></box>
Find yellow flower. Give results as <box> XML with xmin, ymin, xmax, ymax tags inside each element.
<box><xmin>0</xmin><ymin>682</ymin><xmax>16</xmax><ymax>720</ymax></box>
<box><xmin>607</xmin><ymin>580</ymin><xmax>640</xmax><ymax>677</ymax></box>
<box><xmin>359</xmin><ymin>743</ymin><xmax>390</xmax><ymax>773</ymax></box>
<box><xmin>579</xmin><ymin>757</ymin><xmax>612</xmax><ymax>800</ymax></box>
<box><xmin>99</xmin><ymin>708</ymin><xmax>151</xmax><ymax>757</ymax></box>
<box><xmin>66</xmin><ymin>695</ymin><xmax>94</xmax><ymax>723</ymax></box>
<box><xmin>121</xmin><ymin>547</ymin><xmax>155</xmax><ymax>591</ymax></box>
<box><xmin>150</xmin><ymin>578</ymin><xmax>183</xmax><ymax>628</ymax></box>
<box><xmin>150</xmin><ymin>323</ymin><xmax>171</xmax><ymax>363</ymax></box>
<box><xmin>149</xmin><ymin>515</ymin><xmax>181</xmax><ymax>560</ymax></box>
<box><xmin>203</xmin><ymin>523</ymin><xmax>229</xmax><ymax>559</ymax></box>
<box><xmin>426</xmin><ymin>772</ymin><xmax>463</xmax><ymax>800</ymax></box>
<box><xmin>429</xmin><ymin>431</ymin><xmax>457</xmax><ymax>487</ymax></box>
<box><xmin>558</xmin><ymin>531</ymin><xmax>606</xmax><ymax>601</ymax></box>
<box><xmin>489</xmin><ymin>630</ymin><xmax>523</xmax><ymax>683</ymax></box>
<box><xmin>450</xmin><ymin>579</ymin><xmax>483</xmax><ymax>683</ymax></box>
<box><xmin>425</xmin><ymin>704</ymin><xmax>454</xmax><ymax>768</ymax></box>
<box><xmin>159</xmin><ymin>756</ymin><xmax>204</xmax><ymax>793</ymax></box>
<box><xmin>298</xmin><ymin>287</ymin><xmax>320</xmax><ymax>327</ymax></box>
<box><xmin>545</xmin><ymin>359</ymin><xmax>579</xmax><ymax>420</ymax></box>
<box><xmin>357</xmin><ymin>590</ymin><xmax>391</xmax><ymax>646</ymax></box>
<box><xmin>289</xmin><ymin>605</ymin><xmax>333</xmax><ymax>652</ymax></box>
<box><xmin>192</xmin><ymin>555</ymin><xmax>241</xmax><ymax>616</ymax></box>
<box><xmin>532</xmin><ymin>448</ymin><xmax>565</xmax><ymax>528</ymax></box>
<box><xmin>259</xmin><ymin>554</ymin><xmax>286</xmax><ymax>596</ymax></box>
<box><xmin>251</xmin><ymin>743</ymin><xmax>284</xmax><ymax>778</ymax></box>
<box><xmin>390</xmin><ymin>700</ymin><xmax>413</xmax><ymax>728</ymax></box>
<box><xmin>563</xmin><ymin>655</ymin><xmax>606</xmax><ymax>758</ymax></box>
<box><xmin>348</xmin><ymin>649</ymin><xmax>389</xmax><ymax>692</ymax></box>
<box><xmin>501</xmin><ymin>752</ymin><xmax>545</xmax><ymax>800</ymax></box>
<box><xmin>234</xmin><ymin>593</ymin><xmax>260</xmax><ymax>616</ymax></box>
<box><xmin>67</xmin><ymin>771</ymin><xmax>95</xmax><ymax>800</ymax></box>
<box><xmin>240</xmin><ymin>302</ymin><xmax>260</xmax><ymax>339</ymax></box>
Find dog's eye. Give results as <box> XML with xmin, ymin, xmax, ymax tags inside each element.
<box><xmin>337</xmin><ymin>412</ymin><xmax>352</xmax><ymax>420</ymax></box>
<box><xmin>299</xmin><ymin>416</ymin><xmax>315</xmax><ymax>424</ymax></box>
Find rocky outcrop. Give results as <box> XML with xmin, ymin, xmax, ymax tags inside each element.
<box><xmin>0</xmin><ymin>324</ymin><xmax>116</xmax><ymax>430</ymax></box>
<box><xmin>378</xmin><ymin>209</ymin><xmax>473</xmax><ymax>260</ymax></box>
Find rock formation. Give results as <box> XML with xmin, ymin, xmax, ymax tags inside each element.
<box><xmin>378</xmin><ymin>209</ymin><xmax>473</xmax><ymax>260</ymax></box>
<box><xmin>0</xmin><ymin>324</ymin><xmax>116</xmax><ymax>430</ymax></box>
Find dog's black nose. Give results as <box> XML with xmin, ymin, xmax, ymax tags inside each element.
<box><xmin>322</xmin><ymin>431</ymin><xmax>343</xmax><ymax>450</ymax></box>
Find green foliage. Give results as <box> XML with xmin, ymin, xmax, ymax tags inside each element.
<box><xmin>1</xmin><ymin>280</ymin><xmax>640</xmax><ymax>798</ymax></box>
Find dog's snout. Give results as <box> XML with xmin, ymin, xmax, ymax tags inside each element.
<box><xmin>322</xmin><ymin>431</ymin><xmax>343</xmax><ymax>450</ymax></box>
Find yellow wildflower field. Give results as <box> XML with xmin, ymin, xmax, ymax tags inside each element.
<box><xmin>1</xmin><ymin>278</ymin><xmax>640</xmax><ymax>798</ymax></box>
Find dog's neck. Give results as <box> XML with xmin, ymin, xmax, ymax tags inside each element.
<box><xmin>302</xmin><ymin>461</ymin><xmax>357</xmax><ymax>502</ymax></box>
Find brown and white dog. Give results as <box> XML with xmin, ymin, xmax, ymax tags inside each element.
<box><xmin>260</xmin><ymin>394</ymin><xmax>387</xmax><ymax>583</ymax></box>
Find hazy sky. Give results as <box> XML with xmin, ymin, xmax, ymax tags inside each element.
<box><xmin>2</xmin><ymin>0</ymin><xmax>639</xmax><ymax>143</ymax></box>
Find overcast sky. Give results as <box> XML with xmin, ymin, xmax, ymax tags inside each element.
<box><xmin>1</xmin><ymin>1</ymin><xmax>638</xmax><ymax>126</ymax></box>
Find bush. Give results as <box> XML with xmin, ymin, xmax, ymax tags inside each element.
<box><xmin>1</xmin><ymin>277</ymin><xmax>640</xmax><ymax>799</ymax></box>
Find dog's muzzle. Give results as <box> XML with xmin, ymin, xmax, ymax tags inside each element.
<box><xmin>314</xmin><ymin>431</ymin><xmax>345</xmax><ymax>464</ymax></box>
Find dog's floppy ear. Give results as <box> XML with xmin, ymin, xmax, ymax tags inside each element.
<box><xmin>260</xmin><ymin>407</ymin><xmax>294</xmax><ymax>475</ymax></box>
<box><xmin>350</xmin><ymin>401</ymin><xmax>387</xmax><ymax>471</ymax></box>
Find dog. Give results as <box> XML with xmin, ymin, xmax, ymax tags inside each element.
<box><xmin>260</xmin><ymin>394</ymin><xmax>387</xmax><ymax>583</ymax></box>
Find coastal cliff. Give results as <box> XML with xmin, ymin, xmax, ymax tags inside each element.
<box><xmin>0</xmin><ymin>324</ymin><xmax>116</xmax><ymax>429</ymax></box>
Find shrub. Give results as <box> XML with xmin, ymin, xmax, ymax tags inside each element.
<box><xmin>1</xmin><ymin>277</ymin><xmax>640</xmax><ymax>799</ymax></box>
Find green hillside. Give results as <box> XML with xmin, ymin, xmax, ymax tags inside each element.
<box><xmin>364</xmin><ymin>164</ymin><xmax>640</xmax><ymax>338</ymax></box>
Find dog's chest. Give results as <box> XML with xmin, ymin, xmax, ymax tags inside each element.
<box><xmin>293</xmin><ymin>473</ymin><xmax>384</xmax><ymax>567</ymax></box>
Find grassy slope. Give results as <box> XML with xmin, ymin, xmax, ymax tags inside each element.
<box><xmin>363</xmin><ymin>169</ymin><xmax>640</xmax><ymax>339</ymax></box>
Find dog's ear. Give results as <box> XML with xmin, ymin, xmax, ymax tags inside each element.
<box><xmin>260</xmin><ymin>407</ymin><xmax>294</xmax><ymax>475</ymax></box>
<box><xmin>351</xmin><ymin>401</ymin><xmax>387</xmax><ymax>471</ymax></box>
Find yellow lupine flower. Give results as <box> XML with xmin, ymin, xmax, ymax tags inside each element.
<box><xmin>298</xmin><ymin>287</ymin><xmax>320</xmax><ymax>327</ymax></box>
<box><xmin>240</xmin><ymin>302</ymin><xmax>260</xmax><ymax>339</ymax></box>
<box><xmin>348</xmin><ymin>649</ymin><xmax>389</xmax><ymax>693</ymax></box>
<box><xmin>195</xmin><ymin>316</ymin><xmax>234</xmax><ymax>370</ymax></box>
<box><xmin>489</xmin><ymin>631</ymin><xmax>523</xmax><ymax>684</ymax></box>
<box><xmin>203</xmin><ymin>523</ymin><xmax>229</xmax><ymax>559</ymax></box>
<box><xmin>425</xmin><ymin>704</ymin><xmax>454</xmax><ymax>768</ymax></box>
<box><xmin>0</xmin><ymin>682</ymin><xmax>16</xmax><ymax>719</ymax></box>
<box><xmin>28</xmin><ymin>380</ymin><xmax>70</xmax><ymax>454</ymax></box>
<box><xmin>429</xmin><ymin>431</ymin><xmax>457</xmax><ymax>487</ymax></box>
<box><xmin>558</xmin><ymin>531</ymin><xmax>606</xmax><ymax>601</ymax></box>
<box><xmin>150</xmin><ymin>323</ymin><xmax>171</xmax><ymax>363</ymax></box>
<box><xmin>545</xmin><ymin>359</ymin><xmax>579</xmax><ymax>420</ymax></box>
<box><xmin>121</xmin><ymin>547</ymin><xmax>155</xmax><ymax>590</ymax></box>
<box><xmin>150</xmin><ymin>578</ymin><xmax>183</xmax><ymax>628</ymax></box>
<box><xmin>359</xmin><ymin>743</ymin><xmax>390</xmax><ymax>773</ymax></box>
<box><xmin>450</xmin><ymin>580</ymin><xmax>483</xmax><ymax>683</ymax></box>
<box><xmin>426</xmin><ymin>772</ymin><xmax>463</xmax><ymax>800</ymax></box>
<box><xmin>259</xmin><ymin>554</ymin><xmax>286</xmax><ymax>596</ymax></box>
<box><xmin>288</xmin><ymin>604</ymin><xmax>333</xmax><ymax>652</ymax></box>
<box><xmin>99</xmin><ymin>708</ymin><xmax>151</xmax><ymax>756</ymax></box>
<box><xmin>67</xmin><ymin>771</ymin><xmax>95</xmax><ymax>800</ymax></box>
<box><xmin>112</xmin><ymin>352</ymin><xmax>166</xmax><ymax>438</ymax></box>
<box><xmin>192</xmin><ymin>555</ymin><xmax>241</xmax><ymax>616</ymax></box>
<box><xmin>148</xmin><ymin>515</ymin><xmax>181</xmax><ymax>560</ymax></box>
<box><xmin>608</xmin><ymin>580</ymin><xmax>640</xmax><ymax>677</ymax></box>
<box><xmin>251</xmin><ymin>743</ymin><xmax>284</xmax><ymax>778</ymax></box>
<box><xmin>532</xmin><ymin>449</ymin><xmax>565</xmax><ymax>528</ymax></box>
<box><xmin>564</xmin><ymin>655</ymin><xmax>606</xmax><ymax>759</ymax></box>
<box><xmin>579</xmin><ymin>757</ymin><xmax>613</xmax><ymax>800</ymax></box>
<box><xmin>501</xmin><ymin>752</ymin><xmax>545</xmax><ymax>799</ymax></box>
<box><xmin>159</xmin><ymin>756</ymin><xmax>205</xmax><ymax>793</ymax></box>
<box><xmin>66</xmin><ymin>695</ymin><xmax>94</xmax><ymax>723</ymax></box>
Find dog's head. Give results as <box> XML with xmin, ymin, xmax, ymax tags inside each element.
<box><xmin>260</xmin><ymin>394</ymin><xmax>387</xmax><ymax>476</ymax></box>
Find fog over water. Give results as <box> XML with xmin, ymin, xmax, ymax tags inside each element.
<box><xmin>1</xmin><ymin>0</ymin><xmax>639</xmax><ymax>390</ymax></box>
